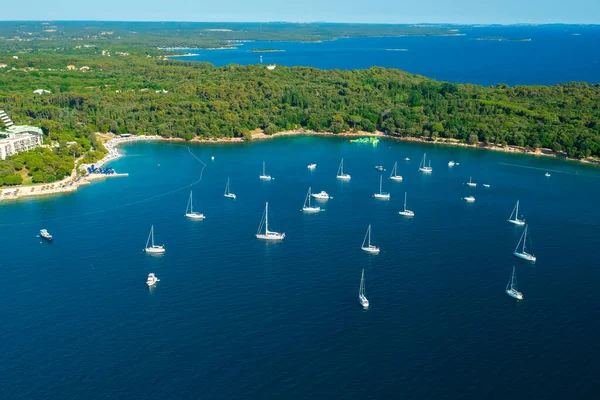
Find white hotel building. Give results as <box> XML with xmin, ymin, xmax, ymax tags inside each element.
<box><xmin>0</xmin><ymin>110</ymin><xmax>44</xmax><ymax>160</ymax></box>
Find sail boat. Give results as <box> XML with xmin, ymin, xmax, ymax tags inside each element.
<box><xmin>373</xmin><ymin>175</ymin><xmax>390</xmax><ymax>199</ymax></box>
<box><xmin>505</xmin><ymin>266</ymin><xmax>523</xmax><ymax>300</ymax></box>
<box><xmin>418</xmin><ymin>153</ymin><xmax>433</xmax><ymax>173</ymax></box>
<box><xmin>336</xmin><ymin>158</ymin><xmax>351</xmax><ymax>180</ymax></box>
<box><xmin>389</xmin><ymin>161</ymin><xmax>403</xmax><ymax>181</ymax></box>
<box><xmin>224</xmin><ymin>177</ymin><xmax>236</xmax><ymax>199</ymax></box>
<box><xmin>256</xmin><ymin>202</ymin><xmax>285</xmax><ymax>240</ymax></box>
<box><xmin>507</xmin><ymin>200</ymin><xmax>525</xmax><ymax>226</ymax></box>
<box><xmin>359</xmin><ymin>269</ymin><xmax>369</xmax><ymax>308</ymax></box>
<box><xmin>185</xmin><ymin>191</ymin><xmax>205</xmax><ymax>220</ymax></box>
<box><xmin>302</xmin><ymin>187</ymin><xmax>321</xmax><ymax>213</ymax></box>
<box><xmin>398</xmin><ymin>192</ymin><xmax>414</xmax><ymax>217</ymax></box>
<box><xmin>361</xmin><ymin>224</ymin><xmax>380</xmax><ymax>254</ymax></box>
<box><xmin>259</xmin><ymin>161</ymin><xmax>273</xmax><ymax>181</ymax></box>
<box><xmin>144</xmin><ymin>225</ymin><xmax>165</xmax><ymax>254</ymax></box>
<box><xmin>513</xmin><ymin>224</ymin><xmax>536</xmax><ymax>262</ymax></box>
<box><xmin>466</xmin><ymin>177</ymin><xmax>477</xmax><ymax>187</ymax></box>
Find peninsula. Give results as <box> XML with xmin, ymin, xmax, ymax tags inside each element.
<box><xmin>0</xmin><ymin>22</ymin><xmax>599</xmax><ymax>194</ymax></box>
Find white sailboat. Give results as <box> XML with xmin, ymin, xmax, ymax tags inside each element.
<box><xmin>359</xmin><ymin>269</ymin><xmax>369</xmax><ymax>308</ymax></box>
<box><xmin>307</xmin><ymin>163</ymin><xmax>317</xmax><ymax>170</ymax></box>
<box><xmin>256</xmin><ymin>202</ymin><xmax>285</xmax><ymax>240</ymax></box>
<box><xmin>545</xmin><ymin>172</ymin><xmax>551</xmax><ymax>177</ymax></box>
<box><xmin>398</xmin><ymin>192</ymin><xmax>414</xmax><ymax>217</ymax></box>
<box><xmin>389</xmin><ymin>161</ymin><xmax>403</xmax><ymax>181</ymax></box>
<box><xmin>505</xmin><ymin>266</ymin><xmax>523</xmax><ymax>300</ymax></box>
<box><xmin>507</xmin><ymin>200</ymin><xmax>525</xmax><ymax>226</ymax></box>
<box><xmin>259</xmin><ymin>161</ymin><xmax>273</xmax><ymax>181</ymax></box>
<box><xmin>373</xmin><ymin>175</ymin><xmax>391</xmax><ymax>199</ymax></box>
<box><xmin>144</xmin><ymin>225</ymin><xmax>165</xmax><ymax>254</ymax></box>
<box><xmin>185</xmin><ymin>191</ymin><xmax>205</xmax><ymax>220</ymax></box>
<box><xmin>448</xmin><ymin>160</ymin><xmax>455</xmax><ymax>167</ymax></box>
<box><xmin>336</xmin><ymin>158</ymin><xmax>351</xmax><ymax>180</ymax></box>
<box><xmin>361</xmin><ymin>224</ymin><xmax>380</xmax><ymax>254</ymax></box>
<box><xmin>224</xmin><ymin>177</ymin><xmax>236</xmax><ymax>199</ymax></box>
<box><xmin>463</xmin><ymin>196</ymin><xmax>476</xmax><ymax>202</ymax></box>
<box><xmin>466</xmin><ymin>177</ymin><xmax>477</xmax><ymax>187</ymax></box>
<box><xmin>418</xmin><ymin>153</ymin><xmax>432</xmax><ymax>173</ymax></box>
<box><xmin>302</xmin><ymin>187</ymin><xmax>321</xmax><ymax>213</ymax></box>
<box><xmin>513</xmin><ymin>224</ymin><xmax>536</xmax><ymax>262</ymax></box>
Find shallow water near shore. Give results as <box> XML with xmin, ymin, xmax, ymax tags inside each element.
<box><xmin>1</xmin><ymin>137</ymin><xmax>600</xmax><ymax>399</ymax></box>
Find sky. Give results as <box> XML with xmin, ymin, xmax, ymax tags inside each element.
<box><xmin>1</xmin><ymin>0</ymin><xmax>599</xmax><ymax>24</ymax></box>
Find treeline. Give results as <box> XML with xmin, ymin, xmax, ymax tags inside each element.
<box><xmin>0</xmin><ymin>54</ymin><xmax>599</xmax><ymax>185</ymax></box>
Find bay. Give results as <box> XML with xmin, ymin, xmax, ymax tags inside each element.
<box><xmin>172</xmin><ymin>25</ymin><xmax>600</xmax><ymax>86</ymax></box>
<box><xmin>1</xmin><ymin>137</ymin><xmax>599</xmax><ymax>399</ymax></box>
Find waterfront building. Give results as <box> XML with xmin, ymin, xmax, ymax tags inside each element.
<box><xmin>0</xmin><ymin>110</ymin><xmax>44</xmax><ymax>160</ymax></box>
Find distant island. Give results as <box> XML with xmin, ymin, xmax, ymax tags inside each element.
<box><xmin>476</xmin><ymin>37</ymin><xmax>532</xmax><ymax>42</ymax></box>
<box><xmin>251</xmin><ymin>48</ymin><xmax>286</xmax><ymax>53</ymax></box>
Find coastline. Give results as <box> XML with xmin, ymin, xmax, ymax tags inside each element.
<box><xmin>2</xmin><ymin>129</ymin><xmax>597</xmax><ymax>203</ymax></box>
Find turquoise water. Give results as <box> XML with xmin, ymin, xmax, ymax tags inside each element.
<box><xmin>1</xmin><ymin>137</ymin><xmax>599</xmax><ymax>398</ymax></box>
<box><xmin>173</xmin><ymin>26</ymin><xmax>600</xmax><ymax>85</ymax></box>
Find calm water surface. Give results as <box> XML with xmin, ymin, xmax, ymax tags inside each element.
<box><xmin>1</xmin><ymin>137</ymin><xmax>599</xmax><ymax>399</ymax></box>
<box><xmin>172</xmin><ymin>26</ymin><xmax>600</xmax><ymax>85</ymax></box>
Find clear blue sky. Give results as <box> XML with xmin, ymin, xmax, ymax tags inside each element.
<box><xmin>1</xmin><ymin>0</ymin><xmax>599</xmax><ymax>24</ymax></box>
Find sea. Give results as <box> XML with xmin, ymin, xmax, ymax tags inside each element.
<box><xmin>1</xmin><ymin>137</ymin><xmax>600</xmax><ymax>399</ymax></box>
<box><xmin>171</xmin><ymin>25</ymin><xmax>600</xmax><ymax>86</ymax></box>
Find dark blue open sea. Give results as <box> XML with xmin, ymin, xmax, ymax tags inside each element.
<box><xmin>1</xmin><ymin>137</ymin><xmax>600</xmax><ymax>399</ymax></box>
<box><xmin>172</xmin><ymin>25</ymin><xmax>600</xmax><ymax>86</ymax></box>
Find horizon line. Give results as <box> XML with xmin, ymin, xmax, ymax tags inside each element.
<box><xmin>0</xmin><ymin>20</ymin><xmax>599</xmax><ymax>26</ymax></box>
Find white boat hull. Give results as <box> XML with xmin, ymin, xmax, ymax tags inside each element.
<box><xmin>307</xmin><ymin>164</ymin><xmax>317</xmax><ymax>170</ymax></box>
<box><xmin>508</xmin><ymin>219</ymin><xmax>525</xmax><ymax>226</ymax></box>
<box><xmin>466</xmin><ymin>183</ymin><xmax>477</xmax><ymax>187</ymax></box>
<box><xmin>359</xmin><ymin>295</ymin><xmax>369</xmax><ymax>308</ymax></box>
<box><xmin>373</xmin><ymin>193</ymin><xmax>390</xmax><ymax>199</ymax></box>
<box><xmin>506</xmin><ymin>289</ymin><xmax>523</xmax><ymax>300</ymax></box>
<box><xmin>311</xmin><ymin>192</ymin><xmax>331</xmax><ymax>200</ymax></box>
<box><xmin>336</xmin><ymin>174</ymin><xmax>351</xmax><ymax>180</ymax></box>
<box><xmin>259</xmin><ymin>175</ymin><xmax>272</xmax><ymax>181</ymax></box>
<box><xmin>389</xmin><ymin>176</ymin><xmax>403</xmax><ymax>181</ymax></box>
<box><xmin>464</xmin><ymin>197</ymin><xmax>475</xmax><ymax>202</ymax></box>
<box><xmin>513</xmin><ymin>251</ymin><xmax>536</xmax><ymax>262</ymax></box>
<box><xmin>224</xmin><ymin>193</ymin><xmax>236</xmax><ymax>199</ymax></box>
<box><xmin>256</xmin><ymin>232</ymin><xmax>285</xmax><ymax>241</ymax></box>
<box><xmin>302</xmin><ymin>206</ymin><xmax>321</xmax><ymax>213</ymax></box>
<box><xmin>185</xmin><ymin>212</ymin><xmax>205</xmax><ymax>220</ymax></box>
<box><xmin>362</xmin><ymin>246</ymin><xmax>380</xmax><ymax>254</ymax></box>
<box><xmin>145</xmin><ymin>246</ymin><xmax>165</xmax><ymax>254</ymax></box>
<box><xmin>398</xmin><ymin>210</ymin><xmax>415</xmax><ymax>217</ymax></box>
<box><xmin>419</xmin><ymin>167</ymin><xmax>432</xmax><ymax>173</ymax></box>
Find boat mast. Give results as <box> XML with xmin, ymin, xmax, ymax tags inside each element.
<box><xmin>225</xmin><ymin>178</ymin><xmax>229</xmax><ymax>195</ymax></box>
<box><xmin>190</xmin><ymin>191</ymin><xmax>193</xmax><ymax>214</ymax></box>
<box><xmin>516</xmin><ymin>200</ymin><xmax>519</xmax><ymax>220</ymax></box>
<box><xmin>360</xmin><ymin>269</ymin><xmax>365</xmax><ymax>296</ymax></box>
<box><xmin>265</xmin><ymin>202</ymin><xmax>269</xmax><ymax>233</ymax></box>
<box><xmin>515</xmin><ymin>227</ymin><xmax>526</xmax><ymax>253</ymax></box>
<box><xmin>151</xmin><ymin>225</ymin><xmax>155</xmax><ymax>247</ymax></box>
<box><xmin>379</xmin><ymin>176</ymin><xmax>382</xmax><ymax>193</ymax></box>
<box><xmin>368</xmin><ymin>225</ymin><xmax>371</xmax><ymax>246</ymax></box>
<box><xmin>262</xmin><ymin>162</ymin><xmax>265</xmax><ymax>176</ymax></box>
<box><xmin>404</xmin><ymin>192</ymin><xmax>407</xmax><ymax>211</ymax></box>
<box><xmin>146</xmin><ymin>226</ymin><xmax>152</xmax><ymax>248</ymax></box>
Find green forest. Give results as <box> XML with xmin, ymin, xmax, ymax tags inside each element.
<box><xmin>0</xmin><ymin>25</ymin><xmax>599</xmax><ymax>185</ymax></box>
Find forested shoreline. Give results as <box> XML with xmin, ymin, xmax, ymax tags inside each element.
<box><xmin>0</xmin><ymin>48</ymin><xmax>599</xmax><ymax>185</ymax></box>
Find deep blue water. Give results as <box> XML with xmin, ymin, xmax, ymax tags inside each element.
<box><xmin>172</xmin><ymin>25</ymin><xmax>600</xmax><ymax>86</ymax></box>
<box><xmin>1</xmin><ymin>137</ymin><xmax>600</xmax><ymax>399</ymax></box>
